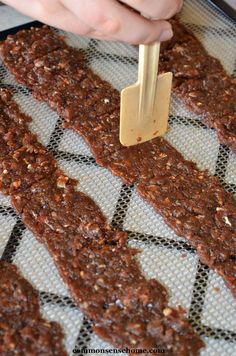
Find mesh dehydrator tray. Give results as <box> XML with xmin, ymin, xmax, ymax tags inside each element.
<box><xmin>0</xmin><ymin>0</ymin><xmax>236</xmax><ymax>355</ymax></box>
<box><xmin>209</xmin><ymin>0</ymin><xmax>236</xmax><ymax>21</ymax></box>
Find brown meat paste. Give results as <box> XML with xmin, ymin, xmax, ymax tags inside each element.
<box><xmin>0</xmin><ymin>261</ymin><xmax>67</xmax><ymax>355</ymax></box>
<box><xmin>0</xmin><ymin>26</ymin><xmax>235</xmax><ymax>296</ymax></box>
<box><xmin>0</xmin><ymin>21</ymin><xmax>235</xmax><ymax>152</ymax></box>
<box><xmin>0</xmin><ymin>89</ymin><xmax>204</xmax><ymax>354</ymax></box>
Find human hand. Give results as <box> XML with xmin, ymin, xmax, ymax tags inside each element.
<box><xmin>3</xmin><ymin>0</ymin><xmax>183</xmax><ymax>44</ymax></box>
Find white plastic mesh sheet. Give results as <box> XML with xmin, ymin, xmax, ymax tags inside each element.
<box><xmin>0</xmin><ymin>0</ymin><xmax>236</xmax><ymax>355</ymax></box>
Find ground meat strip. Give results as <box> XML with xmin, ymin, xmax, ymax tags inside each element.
<box><xmin>160</xmin><ymin>20</ymin><xmax>236</xmax><ymax>152</ymax></box>
<box><xmin>0</xmin><ymin>26</ymin><xmax>68</xmax><ymax>85</ymax></box>
<box><xmin>0</xmin><ymin>89</ymin><xmax>204</xmax><ymax>355</ymax></box>
<box><xmin>1</xmin><ymin>27</ymin><xmax>235</xmax><ymax>296</ymax></box>
<box><xmin>0</xmin><ymin>22</ymin><xmax>235</xmax><ymax>152</ymax></box>
<box><xmin>0</xmin><ymin>261</ymin><xmax>67</xmax><ymax>356</ymax></box>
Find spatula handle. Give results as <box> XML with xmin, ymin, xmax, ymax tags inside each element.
<box><xmin>138</xmin><ymin>43</ymin><xmax>160</xmax><ymax>121</ymax></box>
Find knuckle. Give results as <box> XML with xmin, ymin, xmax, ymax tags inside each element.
<box><xmin>94</xmin><ymin>15</ymin><xmax>120</xmax><ymax>35</ymax></box>
<box><xmin>104</xmin><ymin>19</ymin><xmax>121</xmax><ymax>35</ymax></box>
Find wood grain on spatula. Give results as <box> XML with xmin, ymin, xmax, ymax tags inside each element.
<box><xmin>120</xmin><ymin>42</ymin><xmax>172</xmax><ymax>147</ymax></box>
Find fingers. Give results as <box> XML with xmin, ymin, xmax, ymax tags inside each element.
<box><xmin>3</xmin><ymin>0</ymin><xmax>177</xmax><ymax>44</ymax></box>
<box><xmin>61</xmin><ymin>0</ymin><xmax>173</xmax><ymax>44</ymax></box>
<box><xmin>119</xmin><ymin>0</ymin><xmax>183</xmax><ymax>19</ymax></box>
<box><xmin>2</xmin><ymin>0</ymin><xmax>93</xmax><ymax>35</ymax></box>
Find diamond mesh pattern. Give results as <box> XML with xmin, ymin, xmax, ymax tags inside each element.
<box><xmin>0</xmin><ymin>0</ymin><xmax>236</xmax><ymax>355</ymax></box>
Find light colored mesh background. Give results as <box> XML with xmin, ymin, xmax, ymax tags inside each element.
<box><xmin>0</xmin><ymin>0</ymin><xmax>236</xmax><ymax>355</ymax></box>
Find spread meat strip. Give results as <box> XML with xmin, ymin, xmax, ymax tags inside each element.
<box><xmin>0</xmin><ymin>89</ymin><xmax>204</xmax><ymax>355</ymax></box>
<box><xmin>160</xmin><ymin>20</ymin><xmax>236</xmax><ymax>153</ymax></box>
<box><xmin>0</xmin><ymin>21</ymin><xmax>235</xmax><ymax>152</ymax></box>
<box><xmin>0</xmin><ymin>26</ymin><xmax>235</xmax><ymax>297</ymax></box>
<box><xmin>0</xmin><ymin>261</ymin><xmax>67</xmax><ymax>355</ymax></box>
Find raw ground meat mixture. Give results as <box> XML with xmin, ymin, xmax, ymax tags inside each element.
<box><xmin>0</xmin><ymin>25</ymin><xmax>235</xmax><ymax>297</ymax></box>
<box><xmin>0</xmin><ymin>88</ymin><xmax>204</xmax><ymax>355</ymax></box>
<box><xmin>1</xmin><ymin>20</ymin><xmax>235</xmax><ymax>152</ymax></box>
<box><xmin>0</xmin><ymin>261</ymin><xmax>67</xmax><ymax>355</ymax></box>
<box><xmin>160</xmin><ymin>20</ymin><xmax>236</xmax><ymax>153</ymax></box>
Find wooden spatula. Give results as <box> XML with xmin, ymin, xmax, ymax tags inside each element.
<box><xmin>120</xmin><ymin>43</ymin><xmax>172</xmax><ymax>146</ymax></box>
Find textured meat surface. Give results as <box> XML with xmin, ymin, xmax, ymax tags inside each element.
<box><xmin>2</xmin><ymin>26</ymin><xmax>236</xmax><ymax>293</ymax></box>
<box><xmin>0</xmin><ymin>261</ymin><xmax>67</xmax><ymax>356</ymax></box>
<box><xmin>0</xmin><ymin>88</ymin><xmax>204</xmax><ymax>355</ymax></box>
<box><xmin>1</xmin><ymin>27</ymin><xmax>235</xmax><ymax>296</ymax></box>
<box><xmin>159</xmin><ymin>20</ymin><xmax>236</xmax><ymax>152</ymax></box>
<box><xmin>1</xmin><ymin>20</ymin><xmax>235</xmax><ymax>151</ymax></box>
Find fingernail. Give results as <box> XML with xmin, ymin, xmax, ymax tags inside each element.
<box><xmin>159</xmin><ymin>28</ymin><xmax>173</xmax><ymax>41</ymax></box>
